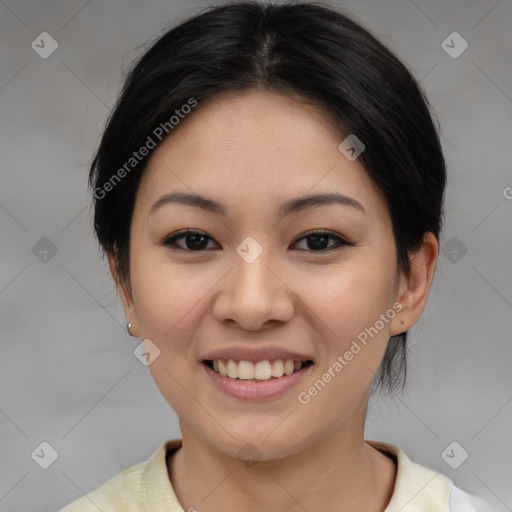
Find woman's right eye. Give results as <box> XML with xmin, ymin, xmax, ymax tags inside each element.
<box><xmin>161</xmin><ymin>229</ymin><xmax>219</xmax><ymax>251</ymax></box>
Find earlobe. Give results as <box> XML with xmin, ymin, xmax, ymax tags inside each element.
<box><xmin>107</xmin><ymin>251</ymin><xmax>140</xmax><ymax>337</ymax></box>
<box><xmin>390</xmin><ymin>232</ymin><xmax>439</xmax><ymax>336</ymax></box>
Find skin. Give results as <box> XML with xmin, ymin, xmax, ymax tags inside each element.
<box><xmin>109</xmin><ymin>90</ymin><xmax>439</xmax><ymax>512</ymax></box>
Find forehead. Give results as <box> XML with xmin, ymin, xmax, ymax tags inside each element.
<box><xmin>136</xmin><ymin>91</ymin><xmax>387</xmax><ymax>221</ymax></box>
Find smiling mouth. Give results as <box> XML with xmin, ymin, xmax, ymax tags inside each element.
<box><xmin>202</xmin><ymin>359</ymin><xmax>314</xmax><ymax>382</ymax></box>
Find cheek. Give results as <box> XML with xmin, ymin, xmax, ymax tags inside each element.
<box><xmin>129</xmin><ymin>255</ymin><xmax>213</xmax><ymax>410</ymax></box>
<box><xmin>293</xmin><ymin>254</ymin><xmax>397</xmax><ymax>401</ymax></box>
<box><xmin>129</xmin><ymin>253</ymin><xmax>206</xmax><ymax>351</ymax></box>
<box><xmin>295</xmin><ymin>258</ymin><xmax>397</xmax><ymax>340</ymax></box>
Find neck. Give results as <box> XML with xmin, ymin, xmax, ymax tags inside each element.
<box><xmin>168</xmin><ymin>420</ymin><xmax>396</xmax><ymax>512</ymax></box>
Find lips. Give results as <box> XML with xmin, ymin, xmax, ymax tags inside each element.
<box><xmin>201</xmin><ymin>346</ymin><xmax>314</xmax><ymax>382</ymax></box>
<box><xmin>201</xmin><ymin>358</ymin><xmax>314</xmax><ymax>400</ymax></box>
<box><xmin>201</xmin><ymin>346</ymin><xmax>314</xmax><ymax>363</ymax></box>
<box><xmin>200</xmin><ymin>346</ymin><xmax>314</xmax><ymax>399</ymax></box>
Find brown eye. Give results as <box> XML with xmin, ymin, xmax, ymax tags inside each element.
<box><xmin>293</xmin><ymin>230</ymin><xmax>351</xmax><ymax>252</ymax></box>
<box><xmin>162</xmin><ymin>229</ymin><xmax>351</xmax><ymax>253</ymax></box>
<box><xmin>162</xmin><ymin>230</ymin><xmax>218</xmax><ymax>251</ymax></box>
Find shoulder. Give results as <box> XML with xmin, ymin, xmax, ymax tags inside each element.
<box><xmin>57</xmin><ymin>459</ymin><xmax>147</xmax><ymax>511</ymax></box>
<box><xmin>366</xmin><ymin>440</ymin><xmax>500</xmax><ymax>512</ymax></box>
<box><xmin>57</xmin><ymin>439</ymin><xmax>183</xmax><ymax>512</ymax></box>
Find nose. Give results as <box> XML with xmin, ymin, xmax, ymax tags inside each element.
<box><xmin>212</xmin><ymin>247</ymin><xmax>295</xmax><ymax>331</ymax></box>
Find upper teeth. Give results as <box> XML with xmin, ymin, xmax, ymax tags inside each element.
<box><xmin>212</xmin><ymin>359</ymin><xmax>304</xmax><ymax>380</ymax></box>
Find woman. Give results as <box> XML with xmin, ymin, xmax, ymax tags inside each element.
<box><xmin>59</xmin><ymin>2</ymin><xmax>497</xmax><ymax>510</ymax></box>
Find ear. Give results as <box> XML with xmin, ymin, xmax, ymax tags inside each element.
<box><xmin>107</xmin><ymin>251</ymin><xmax>140</xmax><ymax>337</ymax></box>
<box><xmin>390</xmin><ymin>232</ymin><xmax>439</xmax><ymax>336</ymax></box>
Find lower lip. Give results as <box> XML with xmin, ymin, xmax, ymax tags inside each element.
<box><xmin>202</xmin><ymin>362</ymin><xmax>313</xmax><ymax>401</ymax></box>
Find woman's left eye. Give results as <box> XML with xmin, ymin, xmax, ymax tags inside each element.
<box><xmin>293</xmin><ymin>231</ymin><xmax>349</xmax><ymax>252</ymax></box>
<box><xmin>161</xmin><ymin>229</ymin><xmax>350</xmax><ymax>252</ymax></box>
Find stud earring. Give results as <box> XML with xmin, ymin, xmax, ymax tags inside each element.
<box><xmin>127</xmin><ymin>323</ymin><xmax>136</xmax><ymax>337</ymax></box>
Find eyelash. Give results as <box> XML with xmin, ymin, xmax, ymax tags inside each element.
<box><xmin>161</xmin><ymin>229</ymin><xmax>352</xmax><ymax>253</ymax></box>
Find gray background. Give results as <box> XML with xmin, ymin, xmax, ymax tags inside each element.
<box><xmin>1</xmin><ymin>0</ymin><xmax>511</xmax><ymax>510</ymax></box>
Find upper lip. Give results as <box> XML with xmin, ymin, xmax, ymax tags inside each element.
<box><xmin>201</xmin><ymin>346</ymin><xmax>314</xmax><ymax>363</ymax></box>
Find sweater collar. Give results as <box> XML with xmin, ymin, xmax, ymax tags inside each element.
<box><xmin>142</xmin><ymin>438</ymin><xmax>453</xmax><ymax>512</ymax></box>
<box><xmin>366</xmin><ymin>440</ymin><xmax>453</xmax><ymax>512</ymax></box>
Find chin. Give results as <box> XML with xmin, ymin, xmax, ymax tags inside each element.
<box><xmin>205</xmin><ymin>427</ymin><xmax>309</xmax><ymax>464</ymax></box>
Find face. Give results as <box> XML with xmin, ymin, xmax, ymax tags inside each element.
<box><xmin>115</xmin><ymin>90</ymin><xmax>422</xmax><ymax>460</ymax></box>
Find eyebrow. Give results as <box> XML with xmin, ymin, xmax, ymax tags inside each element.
<box><xmin>149</xmin><ymin>191</ymin><xmax>365</xmax><ymax>218</ymax></box>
